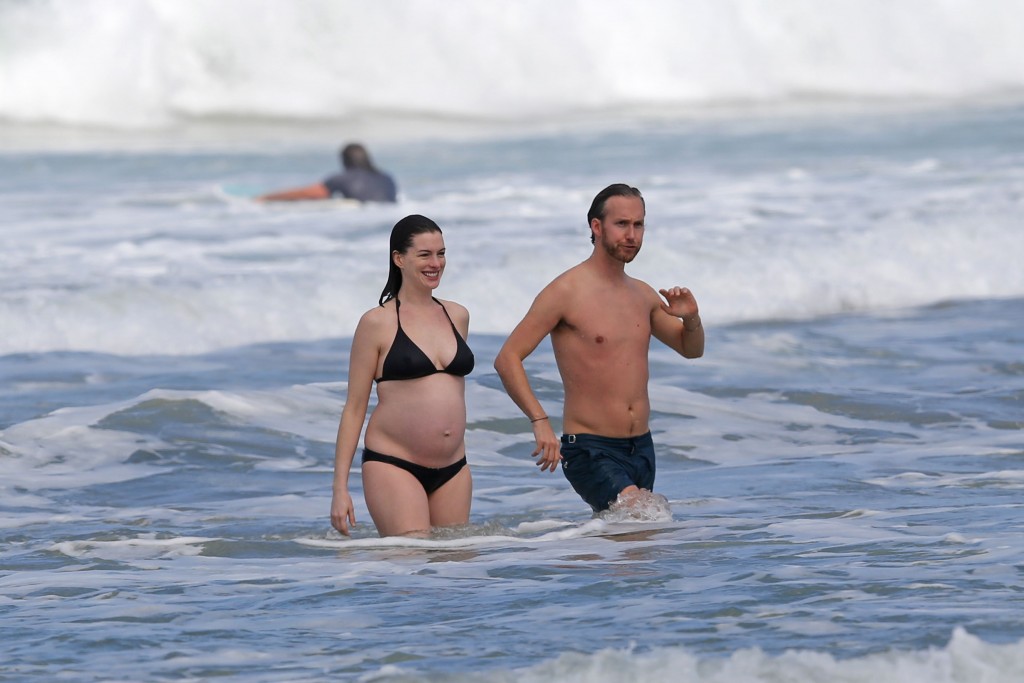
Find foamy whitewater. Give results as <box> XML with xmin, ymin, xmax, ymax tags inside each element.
<box><xmin>2</xmin><ymin>1</ymin><xmax>1024</xmax><ymax>681</ymax></box>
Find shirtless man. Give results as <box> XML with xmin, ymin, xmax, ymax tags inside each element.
<box><xmin>493</xmin><ymin>183</ymin><xmax>704</xmax><ymax>512</ymax></box>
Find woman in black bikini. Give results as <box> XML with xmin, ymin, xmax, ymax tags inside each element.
<box><xmin>331</xmin><ymin>215</ymin><xmax>474</xmax><ymax>537</ymax></box>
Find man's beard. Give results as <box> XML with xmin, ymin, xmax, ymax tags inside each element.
<box><xmin>603</xmin><ymin>239</ymin><xmax>639</xmax><ymax>263</ymax></box>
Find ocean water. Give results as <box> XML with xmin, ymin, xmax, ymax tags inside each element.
<box><xmin>3</xmin><ymin>1</ymin><xmax>1024</xmax><ymax>681</ymax></box>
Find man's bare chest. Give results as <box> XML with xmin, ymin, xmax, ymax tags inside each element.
<box><xmin>557</xmin><ymin>295</ymin><xmax>651</xmax><ymax>348</ymax></box>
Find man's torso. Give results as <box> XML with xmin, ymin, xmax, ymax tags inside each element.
<box><xmin>550</xmin><ymin>266</ymin><xmax>653</xmax><ymax>437</ymax></box>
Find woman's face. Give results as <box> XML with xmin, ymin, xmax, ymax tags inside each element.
<box><xmin>395</xmin><ymin>230</ymin><xmax>446</xmax><ymax>291</ymax></box>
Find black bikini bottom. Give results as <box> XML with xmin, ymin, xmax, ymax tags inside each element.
<box><xmin>361</xmin><ymin>448</ymin><xmax>467</xmax><ymax>494</ymax></box>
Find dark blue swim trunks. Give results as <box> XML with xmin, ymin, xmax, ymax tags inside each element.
<box><xmin>559</xmin><ymin>432</ymin><xmax>656</xmax><ymax>512</ymax></box>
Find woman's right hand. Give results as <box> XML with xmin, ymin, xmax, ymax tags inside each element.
<box><xmin>331</xmin><ymin>490</ymin><xmax>356</xmax><ymax>536</ymax></box>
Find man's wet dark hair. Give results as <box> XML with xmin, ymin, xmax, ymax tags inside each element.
<box><xmin>341</xmin><ymin>143</ymin><xmax>375</xmax><ymax>171</ymax></box>
<box><xmin>586</xmin><ymin>184</ymin><xmax>644</xmax><ymax>244</ymax></box>
<box><xmin>379</xmin><ymin>214</ymin><xmax>443</xmax><ymax>305</ymax></box>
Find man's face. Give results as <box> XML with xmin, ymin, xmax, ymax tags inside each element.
<box><xmin>595</xmin><ymin>195</ymin><xmax>645</xmax><ymax>263</ymax></box>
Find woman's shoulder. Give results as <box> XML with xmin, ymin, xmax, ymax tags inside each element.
<box><xmin>356</xmin><ymin>301</ymin><xmax>396</xmax><ymax>332</ymax></box>
<box><xmin>436</xmin><ymin>297</ymin><xmax>469</xmax><ymax>320</ymax></box>
<box><xmin>436</xmin><ymin>297</ymin><xmax>467</xmax><ymax>311</ymax></box>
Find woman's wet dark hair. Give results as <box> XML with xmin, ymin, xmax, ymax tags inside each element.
<box><xmin>379</xmin><ymin>214</ymin><xmax>443</xmax><ymax>305</ymax></box>
<box><xmin>586</xmin><ymin>183</ymin><xmax>644</xmax><ymax>243</ymax></box>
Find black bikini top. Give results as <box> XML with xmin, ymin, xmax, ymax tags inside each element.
<box><xmin>375</xmin><ymin>298</ymin><xmax>475</xmax><ymax>383</ymax></box>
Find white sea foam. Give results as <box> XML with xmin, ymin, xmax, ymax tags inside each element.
<box><xmin>2</xmin><ymin>132</ymin><xmax>1020</xmax><ymax>356</ymax></box>
<box><xmin>1</xmin><ymin>88</ymin><xmax>1023</xmax><ymax>356</ymax></box>
<box><xmin>51</xmin><ymin>534</ymin><xmax>215</xmax><ymax>561</ymax></box>
<box><xmin>867</xmin><ymin>470</ymin><xmax>1024</xmax><ymax>490</ymax></box>
<box><xmin>361</xmin><ymin>628</ymin><xmax>1024</xmax><ymax>683</ymax></box>
<box><xmin>2</xmin><ymin>1</ymin><xmax>1023</xmax><ymax>127</ymax></box>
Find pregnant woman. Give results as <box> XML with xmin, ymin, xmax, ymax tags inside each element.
<box><xmin>330</xmin><ymin>214</ymin><xmax>474</xmax><ymax>537</ymax></box>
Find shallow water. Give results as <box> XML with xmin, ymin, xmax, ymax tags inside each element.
<box><xmin>3</xmin><ymin>295</ymin><xmax>1024</xmax><ymax>680</ymax></box>
<box><xmin>3</xmin><ymin>22</ymin><xmax>1024</xmax><ymax>674</ymax></box>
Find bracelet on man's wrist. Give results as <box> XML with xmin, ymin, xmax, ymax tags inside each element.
<box><xmin>683</xmin><ymin>315</ymin><xmax>702</xmax><ymax>331</ymax></box>
<box><xmin>530</xmin><ymin>416</ymin><xmax>549</xmax><ymax>423</ymax></box>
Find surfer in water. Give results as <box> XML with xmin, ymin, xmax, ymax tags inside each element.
<box><xmin>331</xmin><ymin>214</ymin><xmax>474</xmax><ymax>537</ymax></box>
<box><xmin>494</xmin><ymin>183</ymin><xmax>704</xmax><ymax>514</ymax></box>
<box><xmin>258</xmin><ymin>142</ymin><xmax>397</xmax><ymax>203</ymax></box>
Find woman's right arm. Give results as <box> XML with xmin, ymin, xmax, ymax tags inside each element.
<box><xmin>331</xmin><ymin>312</ymin><xmax>382</xmax><ymax>535</ymax></box>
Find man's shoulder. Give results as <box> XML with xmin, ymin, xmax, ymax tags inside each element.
<box><xmin>323</xmin><ymin>172</ymin><xmax>349</xmax><ymax>190</ymax></box>
<box><xmin>537</xmin><ymin>263</ymin><xmax>586</xmax><ymax>298</ymax></box>
<box><xmin>552</xmin><ymin>260</ymin><xmax>652</xmax><ymax>290</ymax></box>
<box><xmin>557</xmin><ymin>259</ymin><xmax>597</xmax><ymax>282</ymax></box>
<box><xmin>626</xmin><ymin>273</ymin><xmax>659</xmax><ymax>294</ymax></box>
<box><xmin>625</xmin><ymin>276</ymin><xmax>663</xmax><ymax>313</ymax></box>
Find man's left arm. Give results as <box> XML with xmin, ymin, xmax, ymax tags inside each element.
<box><xmin>651</xmin><ymin>285</ymin><xmax>704</xmax><ymax>359</ymax></box>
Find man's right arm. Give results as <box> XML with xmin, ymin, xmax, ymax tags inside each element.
<box><xmin>494</xmin><ymin>285</ymin><xmax>565</xmax><ymax>471</ymax></box>
<box><xmin>256</xmin><ymin>183</ymin><xmax>330</xmax><ymax>202</ymax></box>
